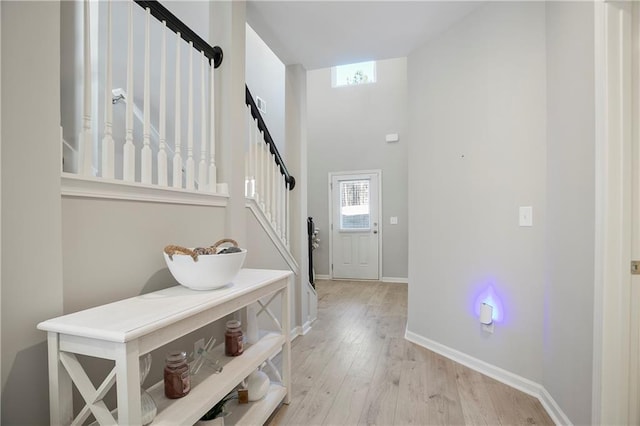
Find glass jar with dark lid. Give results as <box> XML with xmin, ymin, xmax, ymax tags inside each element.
<box><xmin>164</xmin><ymin>351</ymin><xmax>190</xmax><ymax>399</ymax></box>
<box><xmin>225</xmin><ymin>319</ymin><xmax>244</xmax><ymax>356</ymax></box>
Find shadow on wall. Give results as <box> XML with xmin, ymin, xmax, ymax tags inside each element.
<box><xmin>2</xmin><ymin>341</ymin><xmax>51</xmax><ymax>425</ymax></box>
<box><xmin>1</xmin><ymin>269</ymin><xmax>203</xmax><ymax>425</ymax></box>
<box><xmin>141</xmin><ymin>267</ymin><xmax>179</xmax><ymax>294</ymax></box>
<box><xmin>4</xmin><ymin>269</ymin><xmax>228</xmax><ymax>424</ymax></box>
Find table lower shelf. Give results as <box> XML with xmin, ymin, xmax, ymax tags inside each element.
<box><xmin>219</xmin><ymin>384</ymin><xmax>286</xmax><ymax>426</ymax></box>
<box><xmin>147</xmin><ymin>333</ymin><xmax>285</xmax><ymax>425</ymax></box>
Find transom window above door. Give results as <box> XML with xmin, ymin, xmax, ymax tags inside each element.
<box><xmin>332</xmin><ymin>61</ymin><xmax>376</xmax><ymax>87</ymax></box>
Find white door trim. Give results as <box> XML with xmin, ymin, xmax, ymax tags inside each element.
<box><xmin>630</xmin><ymin>3</ymin><xmax>640</xmax><ymax>423</ymax></box>
<box><xmin>328</xmin><ymin>169</ymin><xmax>383</xmax><ymax>280</ymax></box>
<box><xmin>593</xmin><ymin>2</ymin><xmax>634</xmax><ymax>424</ymax></box>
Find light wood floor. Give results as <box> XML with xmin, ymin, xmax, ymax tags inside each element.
<box><xmin>267</xmin><ymin>280</ymin><xmax>554</xmax><ymax>426</ymax></box>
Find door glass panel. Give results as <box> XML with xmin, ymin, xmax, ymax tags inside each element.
<box><xmin>339</xmin><ymin>179</ymin><xmax>370</xmax><ymax>230</ymax></box>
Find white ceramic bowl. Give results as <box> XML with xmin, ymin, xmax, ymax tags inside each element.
<box><xmin>163</xmin><ymin>249</ymin><xmax>247</xmax><ymax>290</ymax></box>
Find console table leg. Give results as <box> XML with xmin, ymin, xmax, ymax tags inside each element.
<box><xmin>282</xmin><ymin>277</ymin><xmax>292</xmax><ymax>404</ymax></box>
<box><xmin>114</xmin><ymin>343</ymin><xmax>141</xmax><ymax>425</ymax></box>
<box><xmin>48</xmin><ymin>332</ymin><xmax>73</xmax><ymax>425</ymax></box>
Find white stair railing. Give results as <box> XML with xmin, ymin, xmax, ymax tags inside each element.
<box><xmin>68</xmin><ymin>0</ymin><xmax>224</xmax><ymax>193</ymax></box>
<box><xmin>245</xmin><ymin>86</ymin><xmax>295</xmax><ymax>249</ymax></box>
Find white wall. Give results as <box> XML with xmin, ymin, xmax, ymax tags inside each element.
<box><xmin>163</xmin><ymin>1</ymin><xmax>209</xmax><ymax>42</ymax></box>
<box><xmin>544</xmin><ymin>3</ymin><xmax>596</xmax><ymax>424</ymax></box>
<box><xmin>61</xmin><ymin>198</ymin><xmax>230</xmax><ymax>409</ymax></box>
<box><xmin>307</xmin><ymin>57</ymin><xmax>408</xmax><ymax>279</ymax></box>
<box><xmin>211</xmin><ymin>0</ymin><xmax>247</xmax><ymax>245</ymax></box>
<box><xmin>1</xmin><ymin>2</ymin><xmax>63</xmax><ymax>424</ymax></box>
<box><xmin>62</xmin><ymin>199</ymin><xmax>226</xmax><ymax>312</ymax></box>
<box><xmin>407</xmin><ymin>2</ymin><xmax>547</xmax><ymax>383</ymax></box>
<box><xmin>246</xmin><ymin>24</ymin><xmax>286</xmax><ymax>153</ymax></box>
<box><xmin>245</xmin><ymin>27</ymin><xmax>311</xmax><ymax>330</ymax></box>
<box><xmin>60</xmin><ymin>0</ymin><xmax>82</xmax><ymax>170</ymax></box>
<box><xmin>0</xmin><ymin>3</ymin><xmax>3</xmax><ymax>420</ymax></box>
<box><xmin>286</xmin><ymin>64</ymin><xmax>315</xmax><ymax>327</ymax></box>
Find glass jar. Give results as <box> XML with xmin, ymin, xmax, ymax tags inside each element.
<box><xmin>164</xmin><ymin>351</ymin><xmax>190</xmax><ymax>399</ymax></box>
<box><xmin>225</xmin><ymin>319</ymin><xmax>244</xmax><ymax>356</ymax></box>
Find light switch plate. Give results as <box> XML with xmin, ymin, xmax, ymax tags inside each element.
<box><xmin>390</xmin><ymin>216</ymin><xmax>398</xmax><ymax>225</ymax></box>
<box><xmin>519</xmin><ymin>206</ymin><xmax>533</xmax><ymax>227</ymax></box>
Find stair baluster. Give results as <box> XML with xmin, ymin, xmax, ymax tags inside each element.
<box><xmin>199</xmin><ymin>52</ymin><xmax>208</xmax><ymax>191</ymax></box>
<box><xmin>157</xmin><ymin>20</ymin><xmax>168</xmax><ymax>187</ymax></box>
<box><xmin>172</xmin><ymin>33</ymin><xmax>183</xmax><ymax>189</ymax></box>
<box><xmin>141</xmin><ymin>7</ymin><xmax>152</xmax><ymax>184</ymax></box>
<box><xmin>79</xmin><ymin>0</ymin><xmax>93</xmax><ymax>176</ymax></box>
<box><xmin>186</xmin><ymin>42</ymin><xmax>195</xmax><ymax>190</ymax></box>
<box><xmin>101</xmin><ymin>0</ymin><xmax>115</xmax><ymax>179</ymax></box>
<box><xmin>270</xmin><ymin>155</ymin><xmax>277</xmax><ymax>226</ymax></box>
<box><xmin>209</xmin><ymin>63</ymin><xmax>218</xmax><ymax>191</ymax></box>
<box><xmin>285</xmin><ymin>180</ymin><xmax>290</xmax><ymax>247</ymax></box>
<box><xmin>259</xmin><ymin>130</ymin><xmax>266</xmax><ymax>210</ymax></box>
<box><xmin>123</xmin><ymin>1</ymin><xmax>136</xmax><ymax>182</ymax></box>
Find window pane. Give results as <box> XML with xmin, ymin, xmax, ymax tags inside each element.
<box><xmin>340</xmin><ymin>180</ymin><xmax>370</xmax><ymax>230</ymax></box>
<box><xmin>332</xmin><ymin>61</ymin><xmax>376</xmax><ymax>87</ymax></box>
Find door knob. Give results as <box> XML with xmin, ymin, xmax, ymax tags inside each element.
<box><xmin>373</xmin><ymin>230</ymin><xmax>378</xmax><ymax>234</ymax></box>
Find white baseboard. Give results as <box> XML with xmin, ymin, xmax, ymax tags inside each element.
<box><xmin>314</xmin><ymin>275</ymin><xmax>407</xmax><ymax>283</ymax></box>
<box><xmin>382</xmin><ymin>276</ymin><xmax>408</xmax><ymax>284</ymax></box>
<box><xmin>539</xmin><ymin>386</ymin><xmax>573</xmax><ymax>426</ymax></box>
<box><xmin>404</xmin><ymin>329</ymin><xmax>572</xmax><ymax>426</ymax></box>
<box><xmin>301</xmin><ymin>320</ymin><xmax>312</xmax><ymax>335</ymax></box>
<box><xmin>316</xmin><ymin>274</ymin><xmax>409</xmax><ymax>284</ymax></box>
<box><xmin>290</xmin><ymin>320</ymin><xmax>313</xmax><ymax>342</ymax></box>
<box><xmin>290</xmin><ymin>326</ymin><xmax>302</xmax><ymax>341</ymax></box>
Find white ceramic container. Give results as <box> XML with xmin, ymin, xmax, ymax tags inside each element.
<box><xmin>163</xmin><ymin>249</ymin><xmax>247</xmax><ymax>290</ymax></box>
<box><xmin>246</xmin><ymin>369</ymin><xmax>270</xmax><ymax>401</ymax></box>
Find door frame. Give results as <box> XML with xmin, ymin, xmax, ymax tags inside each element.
<box><xmin>328</xmin><ymin>169</ymin><xmax>383</xmax><ymax>280</ymax></box>
<box><xmin>594</xmin><ymin>1</ymin><xmax>636</xmax><ymax>423</ymax></box>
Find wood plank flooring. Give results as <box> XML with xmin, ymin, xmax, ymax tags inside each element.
<box><xmin>267</xmin><ymin>280</ymin><xmax>553</xmax><ymax>425</ymax></box>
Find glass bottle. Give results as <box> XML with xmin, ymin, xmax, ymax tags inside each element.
<box><xmin>164</xmin><ymin>351</ymin><xmax>191</xmax><ymax>399</ymax></box>
<box><xmin>225</xmin><ymin>319</ymin><xmax>244</xmax><ymax>356</ymax></box>
<box><xmin>139</xmin><ymin>353</ymin><xmax>157</xmax><ymax>425</ymax></box>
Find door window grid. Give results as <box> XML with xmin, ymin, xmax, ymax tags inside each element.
<box><xmin>340</xmin><ymin>180</ymin><xmax>370</xmax><ymax>230</ymax></box>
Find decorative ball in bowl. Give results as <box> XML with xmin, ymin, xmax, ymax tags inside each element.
<box><xmin>163</xmin><ymin>239</ymin><xmax>246</xmax><ymax>290</ymax></box>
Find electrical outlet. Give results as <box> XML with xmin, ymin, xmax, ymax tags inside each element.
<box><xmin>194</xmin><ymin>338</ymin><xmax>205</xmax><ymax>355</ymax></box>
<box><xmin>482</xmin><ymin>323</ymin><xmax>495</xmax><ymax>333</ymax></box>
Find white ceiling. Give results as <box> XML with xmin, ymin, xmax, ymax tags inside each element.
<box><xmin>246</xmin><ymin>1</ymin><xmax>484</xmax><ymax>70</ymax></box>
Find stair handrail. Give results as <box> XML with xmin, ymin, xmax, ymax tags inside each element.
<box><xmin>245</xmin><ymin>85</ymin><xmax>296</xmax><ymax>190</ymax></box>
<box><xmin>134</xmin><ymin>0</ymin><xmax>223</xmax><ymax>68</ymax></box>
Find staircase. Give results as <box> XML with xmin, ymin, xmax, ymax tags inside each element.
<box><xmin>59</xmin><ymin>0</ymin><xmax>317</xmax><ymax>345</ymax></box>
<box><xmin>65</xmin><ymin>0</ymin><xmax>223</xmax><ymax>190</ymax></box>
<box><xmin>245</xmin><ymin>85</ymin><xmax>298</xmax><ymax>272</ymax></box>
<box><xmin>62</xmin><ymin>0</ymin><xmax>296</xmax><ymax>265</ymax></box>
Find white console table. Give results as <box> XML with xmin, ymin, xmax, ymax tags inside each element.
<box><xmin>38</xmin><ymin>268</ymin><xmax>292</xmax><ymax>425</ymax></box>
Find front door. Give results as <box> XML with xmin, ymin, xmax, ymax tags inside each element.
<box><xmin>330</xmin><ymin>171</ymin><xmax>380</xmax><ymax>280</ymax></box>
